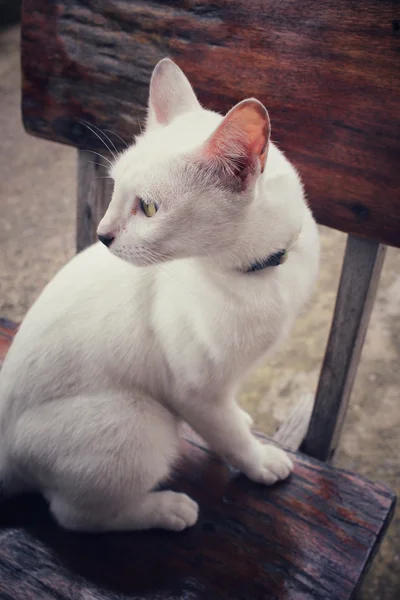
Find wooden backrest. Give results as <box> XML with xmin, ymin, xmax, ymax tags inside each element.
<box><xmin>22</xmin><ymin>0</ymin><xmax>400</xmax><ymax>247</ymax></box>
<box><xmin>20</xmin><ymin>1</ymin><xmax>399</xmax><ymax>462</ymax></box>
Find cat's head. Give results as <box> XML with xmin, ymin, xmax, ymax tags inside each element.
<box><xmin>97</xmin><ymin>58</ymin><xmax>270</xmax><ymax>266</ymax></box>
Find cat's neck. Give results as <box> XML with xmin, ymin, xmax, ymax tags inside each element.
<box><xmin>198</xmin><ymin>144</ymin><xmax>305</xmax><ymax>275</ymax></box>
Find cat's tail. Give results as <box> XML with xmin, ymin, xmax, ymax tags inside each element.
<box><xmin>272</xmin><ymin>393</ymin><xmax>314</xmax><ymax>451</ymax></box>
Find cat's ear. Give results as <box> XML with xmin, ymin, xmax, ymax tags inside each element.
<box><xmin>199</xmin><ymin>99</ymin><xmax>270</xmax><ymax>186</ymax></box>
<box><xmin>146</xmin><ymin>58</ymin><xmax>201</xmax><ymax>131</ymax></box>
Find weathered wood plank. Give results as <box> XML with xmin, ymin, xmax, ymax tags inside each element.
<box><xmin>0</xmin><ymin>322</ymin><xmax>396</xmax><ymax>599</ymax></box>
<box><xmin>77</xmin><ymin>149</ymin><xmax>113</xmax><ymax>252</ymax></box>
<box><xmin>21</xmin><ymin>0</ymin><xmax>400</xmax><ymax>247</ymax></box>
<box><xmin>302</xmin><ymin>235</ymin><xmax>387</xmax><ymax>462</ymax></box>
<box><xmin>0</xmin><ymin>426</ymin><xmax>395</xmax><ymax>600</ymax></box>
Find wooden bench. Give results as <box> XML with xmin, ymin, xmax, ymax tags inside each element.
<box><xmin>1</xmin><ymin>0</ymin><xmax>398</xmax><ymax>597</ymax></box>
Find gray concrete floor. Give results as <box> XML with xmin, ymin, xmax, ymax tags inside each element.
<box><xmin>1</xmin><ymin>25</ymin><xmax>399</xmax><ymax>599</ymax></box>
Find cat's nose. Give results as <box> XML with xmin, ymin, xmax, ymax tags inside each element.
<box><xmin>97</xmin><ymin>233</ymin><xmax>114</xmax><ymax>248</ymax></box>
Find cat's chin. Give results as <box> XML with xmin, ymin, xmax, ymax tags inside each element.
<box><xmin>110</xmin><ymin>248</ymin><xmax>174</xmax><ymax>269</ymax></box>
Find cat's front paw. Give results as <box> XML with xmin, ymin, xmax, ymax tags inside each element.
<box><xmin>245</xmin><ymin>444</ymin><xmax>293</xmax><ymax>485</ymax></box>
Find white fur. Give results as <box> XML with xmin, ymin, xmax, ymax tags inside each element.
<box><xmin>0</xmin><ymin>59</ymin><xmax>319</xmax><ymax>532</ymax></box>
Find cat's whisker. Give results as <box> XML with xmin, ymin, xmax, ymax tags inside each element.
<box><xmin>190</xmin><ymin>241</ymin><xmax>213</xmax><ymax>260</ymax></box>
<box><xmin>85</xmin><ymin>122</ymin><xmax>120</xmax><ymax>157</ymax></box>
<box><xmin>98</xmin><ymin>124</ymin><xmax>120</xmax><ymax>157</ymax></box>
<box><xmin>144</xmin><ymin>248</ymin><xmax>196</xmax><ymax>295</ymax></box>
<box><xmin>143</xmin><ymin>254</ymin><xmax>183</xmax><ymax>288</ymax></box>
<box><xmin>79</xmin><ymin>120</ymin><xmax>118</xmax><ymax>162</ymax></box>
<box><xmin>103</xmin><ymin>129</ymin><xmax>130</xmax><ymax>149</ymax></box>
<box><xmin>201</xmin><ymin>266</ymin><xmax>228</xmax><ymax>279</ymax></box>
<box><xmin>199</xmin><ymin>267</ymin><xmax>228</xmax><ymax>280</ymax></box>
<box><xmin>185</xmin><ymin>245</ymin><xmax>228</xmax><ymax>280</ymax></box>
<box><xmin>84</xmin><ymin>150</ymin><xmax>114</xmax><ymax>169</ymax></box>
<box><xmin>156</xmin><ymin>263</ymin><xmax>195</xmax><ymax>296</ymax></box>
<box><xmin>86</xmin><ymin>164</ymin><xmax>114</xmax><ymax>184</ymax></box>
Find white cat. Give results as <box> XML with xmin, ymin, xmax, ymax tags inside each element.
<box><xmin>0</xmin><ymin>59</ymin><xmax>319</xmax><ymax>532</ymax></box>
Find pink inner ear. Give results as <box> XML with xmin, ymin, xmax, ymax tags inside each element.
<box><xmin>151</xmin><ymin>77</ymin><xmax>172</xmax><ymax>125</ymax></box>
<box><xmin>203</xmin><ymin>100</ymin><xmax>270</xmax><ymax>176</ymax></box>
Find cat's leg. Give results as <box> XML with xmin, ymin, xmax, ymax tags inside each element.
<box><xmin>11</xmin><ymin>392</ymin><xmax>198</xmax><ymax>532</ymax></box>
<box><xmin>174</xmin><ymin>396</ymin><xmax>292</xmax><ymax>485</ymax></box>
<box><xmin>51</xmin><ymin>490</ymin><xmax>198</xmax><ymax>532</ymax></box>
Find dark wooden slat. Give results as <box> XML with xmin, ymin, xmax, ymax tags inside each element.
<box><xmin>302</xmin><ymin>235</ymin><xmax>386</xmax><ymax>462</ymax></box>
<box><xmin>0</xmin><ymin>320</ymin><xmax>396</xmax><ymax>599</ymax></box>
<box><xmin>0</xmin><ymin>426</ymin><xmax>395</xmax><ymax>600</ymax></box>
<box><xmin>77</xmin><ymin>150</ymin><xmax>113</xmax><ymax>251</ymax></box>
<box><xmin>21</xmin><ymin>0</ymin><xmax>400</xmax><ymax>247</ymax></box>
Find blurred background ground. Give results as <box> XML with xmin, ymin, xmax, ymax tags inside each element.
<box><xmin>0</xmin><ymin>24</ymin><xmax>399</xmax><ymax>599</ymax></box>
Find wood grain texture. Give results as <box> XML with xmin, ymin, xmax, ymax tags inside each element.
<box><xmin>77</xmin><ymin>149</ymin><xmax>113</xmax><ymax>251</ymax></box>
<box><xmin>302</xmin><ymin>236</ymin><xmax>387</xmax><ymax>462</ymax></box>
<box><xmin>0</xmin><ymin>322</ymin><xmax>396</xmax><ymax>599</ymax></box>
<box><xmin>21</xmin><ymin>0</ymin><xmax>400</xmax><ymax>247</ymax></box>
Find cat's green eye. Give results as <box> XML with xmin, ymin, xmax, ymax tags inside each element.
<box><xmin>140</xmin><ymin>198</ymin><xmax>158</xmax><ymax>218</ymax></box>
